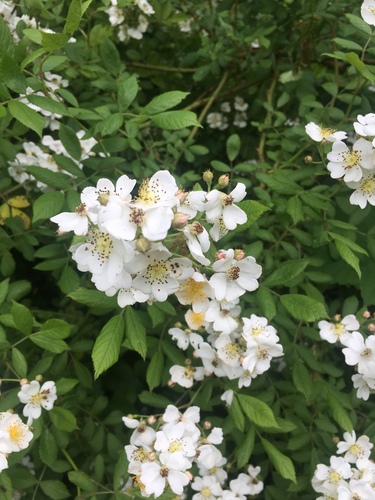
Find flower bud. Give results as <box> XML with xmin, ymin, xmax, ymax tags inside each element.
<box><xmin>304</xmin><ymin>155</ymin><xmax>313</xmax><ymax>164</ymax></box>
<box><xmin>203</xmin><ymin>170</ymin><xmax>214</xmax><ymax>183</ymax></box>
<box><xmin>172</xmin><ymin>212</ymin><xmax>189</xmax><ymax>229</ymax></box>
<box><xmin>363</xmin><ymin>311</ymin><xmax>371</xmax><ymax>319</ymax></box>
<box><xmin>20</xmin><ymin>378</ymin><xmax>28</xmax><ymax>386</ymax></box>
<box><xmin>175</xmin><ymin>322</ymin><xmax>182</xmax><ymax>328</ymax></box>
<box><xmin>176</xmin><ymin>190</ymin><xmax>187</xmax><ymax>203</ymax></box>
<box><xmin>218</xmin><ymin>174</ymin><xmax>229</xmax><ymax>187</ymax></box>
<box><xmin>333</xmin><ymin>314</ymin><xmax>341</xmax><ymax>322</ymax></box>
<box><xmin>167</xmin><ymin>380</ymin><xmax>175</xmax><ymax>387</ymax></box>
<box><xmin>35</xmin><ymin>374</ymin><xmax>43</xmax><ymax>381</ymax></box>
<box><xmin>332</xmin><ymin>436</ymin><xmax>340</xmax><ymax>444</ymax></box>
<box><xmin>136</xmin><ymin>236</ymin><xmax>151</xmax><ymax>253</ymax></box>
<box><xmin>185</xmin><ymin>471</ymin><xmax>193</xmax><ymax>481</ymax></box>
<box><xmin>203</xmin><ymin>420</ymin><xmax>211</xmax><ymax>430</ymax></box>
<box><xmin>234</xmin><ymin>249</ymin><xmax>245</xmax><ymax>260</ymax></box>
<box><xmin>147</xmin><ymin>415</ymin><xmax>156</xmax><ymax>425</ymax></box>
<box><xmin>368</xmin><ymin>323</ymin><xmax>375</xmax><ymax>332</ymax></box>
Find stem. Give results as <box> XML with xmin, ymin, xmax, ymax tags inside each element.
<box><xmin>127</xmin><ymin>62</ymin><xmax>197</xmax><ymax>73</ymax></box>
<box><xmin>258</xmin><ymin>72</ymin><xmax>278</xmax><ymax>163</ymax></box>
<box><xmin>61</xmin><ymin>448</ymin><xmax>81</xmax><ymax>497</ymax></box>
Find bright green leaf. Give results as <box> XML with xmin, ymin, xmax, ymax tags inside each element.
<box><xmin>151</xmin><ymin>110</ymin><xmax>200</xmax><ymax>130</ymax></box>
<box><xmin>92</xmin><ymin>314</ymin><xmax>125</xmax><ymax>378</ymax></box>
<box><xmin>49</xmin><ymin>407</ymin><xmax>78</xmax><ymax>432</ymax></box>
<box><xmin>226</xmin><ymin>134</ymin><xmax>241</xmax><ymax>162</ymax></box>
<box><xmin>8</xmin><ymin>100</ymin><xmax>44</xmax><ymax>137</ymax></box>
<box><xmin>143</xmin><ymin>91</ymin><xmax>189</xmax><ymax>115</ymax></box>
<box><xmin>124</xmin><ymin>306</ymin><xmax>147</xmax><ymax>360</ymax></box>
<box><xmin>11</xmin><ymin>348</ymin><xmax>28</xmax><ymax>378</ymax></box>
<box><xmin>146</xmin><ymin>351</ymin><xmax>164</xmax><ymax>392</ymax></box>
<box><xmin>33</xmin><ymin>191</ymin><xmax>65</xmax><ymax>223</ymax></box>
<box><xmin>11</xmin><ymin>301</ymin><xmax>33</xmax><ymax>335</ymax></box>
<box><xmin>280</xmin><ymin>294</ymin><xmax>327</xmax><ymax>322</ymax></box>
<box><xmin>118</xmin><ymin>74</ymin><xmax>138</xmax><ymax>111</ymax></box>
<box><xmin>262</xmin><ymin>438</ymin><xmax>296</xmax><ymax>482</ymax></box>
<box><xmin>238</xmin><ymin>394</ymin><xmax>279</xmax><ymax>428</ymax></box>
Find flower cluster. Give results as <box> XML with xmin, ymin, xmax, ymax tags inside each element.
<box><xmin>312</xmin><ymin>431</ymin><xmax>375</xmax><ymax>499</ymax></box>
<box><xmin>8</xmin><ymin>131</ymin><xmax>101</xmax><ymax>191</ymax></box>
<box><xmin>105</xmin><ymin>0</ymin><xmax>154</xmax><ymax>41</ymax></box>
<box><xmin>51</xmin><ymin>170</ymin><xmax>255</xmax><ymax>308</ymax></box>
<box><xmin>305</xmin><ymin>118</ymin><xmax>375</xmax><ymax>209</ymax></box>
<box><xmin>17</xmin><ymin>380</ymin><xmax>57</xmax><ymax>426</ymax></box>
<box><xmin>0</xmin><ymin>411</ymin><xmax>33</xmax><ymax>473</ymax></box>
<box><xmin>206</xmin><ymin>97</ymin><xmax>249</xmax><ymax>130</ymax></box>
<box><xmin>169</xmin><ymin>312</ymin><xmax>283</xmax><ymax>389</ymax></box>
<box><xmin>318</xmin><ymin>314</ymin><xmax>375</xmax><ymax>400</ymax></box>
<box><xmin>123</xmin><ymin>404</ymin><xmax>264</xmax><ymax>498</ymax></box>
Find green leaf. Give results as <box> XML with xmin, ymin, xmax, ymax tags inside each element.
<box><xmin>280</xmin><ymin>294</ymin><xmax>327</xmax><ymax>322</ymax></box>
<box><xmin>33</xmin><ymin>191</ymin><xmax>65</xmax><ymax>223</ymax></box>
<box><xmin>229</xmin><ymin>396</ymin><xmax>245</xmax><ymax>432</ymax></box>
<box><xmin>256</xmin><ymin>172</ymin><xmax>300</xmax><ymax>195</ymax></box>
<box><xmin>332</xmin><ymin>37</ymin><xmax>362</xmax><ymax>51</ymax></box>
<box><xmin>64</xmin><ymin>0</ymin><xmax>82</xmax><ymax>35</ymax></box>
<box><xmin>96</xmin><ymin>113</ymin><xmax>123</xmax><ymax>136</ymax></box>
<box><xmin>261</xmin><ymin>438</ymin><xmax>296</xmax><ymax>483</ymax></box>
<box><xmin>146</xmin><ymin>351</ymin><xmax>164</xmax><ymax>391</ymax></box>
<box><xmin>0</xmin><ymin>17</ymin><xmax>15</xmax><ymax>57</ymax></box>
<box><xmin>30</xmin><ymin>333</ymin><xmax>70</xmax><ymax>353</ymax></box>
<box><xmin>334</xmin><ymin>239</ymin><xmax>361</xmax><ymax>278</ymax></box>
<box><xmin>143</xmin><ymin>91</ymin><xmax>189</xmax><ymax>115</ymax></box>
<box><xmin>118</xmin><ymin>74</ymin><xmax>138</xmax><ymax>111</ymax></box>
<box><xmin>41</xmin><ymin>55</ymin><xmax>68</xmax><ymax>72</ymax></box>
<box><xmin>68</xmin><ymin>287</ymin><xmax>117</xmax><ymax>313</ymax></box>
<box><xmin>346</xmin><ymin>52</ymin><xmax>375</xmax><ymax>83</ymax></box>
<box><xmin>92</xmin><ymin>314</ymin><xmax>125</xmax><ymax>378</ymax></box>
<box><xmin>238</xmin><ymin>394</ymin><xmax>279</xmax><ymax>428</ymax></box>
<box><xmin>40</xmin><ymin>480</ymin><xmax>71</xmax><ymax>499</ymax></box>
<box><xmin>345</xmin><ymin>13</ymin><xmax>372</xmax><ymax>35</ymax></box>
<box><xmin>0</xmin><ymin>278</ymin><xmax>9</xmax><ymax>306</ymax></box>
<box><xmin>292</xmin><ymin>362</ymin><xmax>313</xmax><ymax>400</ymax></box>
<box><xmin>11</xmin><ymin>348</ymin><xmax>28</xmax><ymax>378</ymax></box>
<box><xmin>55</xmin><ymin>378</ymin><xmax>79</xmax><ymax>395</ymax></box>
<box><xmin>49</xmin><ymin>407</ymin><xmax>78</xmax><ymax>432</ymax></box>
<box><xmin>263</xmin><ymin>260</ymin><xmax>308</xmax><ymax>287</ymax></box>
<box><xmin>0</xmin><ymin>53</ymin><xmax>26</xmax><ymax>93</ymax></box>
<box><xmin>68</xmin><ymin>471</ymin><xmax>95</xmax><ymax>492</ymax></box>
<box><xmin>27</xmin><ymin>166</ymin><xmax>72</xmax><ymax>190</ymax></box>
<box><xmin>236</xmin><ymin>426</ymin><xmax>255</xmax><ymax>468</ymax></box>
<box><xmin>139</xmin><ymin>391</ymin><xmax>171</xmax><ymax>408</ymax></box>
<box><xmin>151</xmin><ymin>110</ymin><xmax>200</xmax><ymax>130</ymax></box>
<box><xmin>330</xmin><ymin>233</ymin><xmax>368</xmax><ymax>255</ymax></box>
<box><xmin>326</xmin><ymin>393</ymin><xmax>353</xmax><ymax>432</ymax></box>
<box><xmin>58</xmin><ymin>267</ymin><xmax>80</xmax><ymax>295</ymax></box>
<box><xmin>39</xmin><ymin>428</ymin><xmax>58</xmax><ymax>466</ymax></box>
<box><xmin>237</xmin><ymin>200</ymin><xmax>270</xmax><ymax>231</ymax></box>
<box><xmin>99</xmin><ymin>38</ymin><xmax>122</xmax><ymax>76</ymax></box>
<box><xmin>40</xmin><ymin>319</ymin><xmax>72</xmax><ymax>339</ymax></box>
<box><xmin>226</xmin><ymin>134</ymin><xmax>241</xmax><ymax>162</ymax></box>
<box><xmin>210</xmin><ymin>160</ymin><xmax>231</xmax><ymax>173</ymax></box>
<box><xmin>42</xmin><ymin>32</ymin><xmax>70</xmax><ymax>51</ymax></box>
<box><xmin>8</xmin><ymin>100</ymin><xmax>44</xmax><ymax>137</ymax></box>
<box><xmin>124</xmin><ymin>306</ymin><xmax>147</xmax><ymax>360</ymax></box>
<box><xmin>27</xmin><ymin>95</ymin><xmax>70</xmax><ymax>116</ymax></box>
<box><xmin>59</xmin><ymin>124</ymin><xmax>82</xmax><ymax>161</ymax></box>
<box><xmin>256</xmin><ymin>286</ymin><xmax>277</xmax><ymax>320</ymax></box>
<box><xmin>11</xmin><ymin>301</ymin><xmax>33</xmax><ymax>335</ymax></box>
<box><xmin>286</xmin><ymin>196</ymin><xmax>304</xmax><ymax>224</ymax></box>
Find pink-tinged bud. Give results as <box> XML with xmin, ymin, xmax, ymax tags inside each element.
<box><xmin>147</xmin><ymin>415</ymin><xmax>156</xmax><ymax>425</ymax></box>
<box><xmin>218</xmin><ymin>174</ymin><xmax>229</xmax><ymax>187</ymax></box>
<box><xmin>333</xmin><ymin>314</ymin><xmax>341</xmax><ymax>322</ymax></box>
<box><xmin>172</xmin><ymin>212</ymin><xmax>189</xmax><ymax>229</ymax></box>
<box><xmin>203</xmin><ymin>170</ymin><xmax>214</xmax><ymax>183</ymax></box>
<box><xmin>167</xmin><ymin>380</ymin><xmax>175</xmax><ymax>387</ymax></box>
<box><xmin>368</xmin><ymin>323</ymin><xmax>375</xmax><ymax>332</ymax></box>
<box><xmin>234</xmin><ymin>249</ymin><xmax>245</xmax><ymax>260</ymax></box>
<box><xmin>147</xmin><ymin>451</ymin><xmax>157</xmax><ymax>461</ymax></box>
<box><xmin>135</xmin><ymin>236</ymin><xmax>151</xmax><ymax>253</ymax></box>
<box><xmin>363</xmin><ymin>311</ymin><xmax>371</xmax><ymax>319</ymax></box>
<box><xmin>239</xmin><ymin>356</ymin><xmax>244</xmax><ymax>365</ymax></box>
<box><xmin>193</xmin><ymin>351</ymin><xmax>200</xmax><ymax>359</ymax></box>
<box><xmin>203</xmin><ymin>420</ymin><xmax>211</xmax><ymax>430</ymax></box>
<box><xmin>20</xmin><ymin>378</ymin><xmax>29</xmax><ymax>386</ymax></box>
<box><xmin>185</xmin><ymin>471</ymin><xmax>193</xmax><ymax>481</ymax></box>
<box><xmin>216</xmin><ymin>252</ymin><xmax>226</xmax><ymax>260</ymax></box>
<box><xmin>176</xmin><ymin>190</ymin><xmax>187</xmax><ymax>203</ymax></box>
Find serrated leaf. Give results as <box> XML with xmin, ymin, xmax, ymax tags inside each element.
<box><xmin>263</xmin><ymin>260</ymin><xmax>308</xmax><ymax>287</ymax></box>
<box><xmin>49</xmin><ymin>407</ymin><xmax>78</xmax><ymax>432</ymax></box>
<box><xmin>30</xmin><ymin>333</ymin><xmax>70</xmax><ymax>353</ymax></box>
<box><xmin>236</xmin><ymin>426</ymin><xmax>255</xmax><ymax>468</ymax></box>
<box><xmin>0</xmin><ymin>53</ymin><xmax>26</xmax><ymax>93</ymax></box>
<box><xmin>33</xmin><ymin>191</ymin><xmax>64</xmax><ymax>223</ymax></box>
<box><xmin>27</xmin><ymin>95</ymin><xmax>69</xmax><ymax>116</ymax></box>
<box><xmin>334</xmin><ymin>239</ymin><xmax>361</xmax><ymax>278</ymax></box>
<box><xmin>39</xmin><ymin>428</ymin><xmax>58</xmax><ymax>466</ymax></box>
<box><xmin>237</xmin><ymin>200</ymin><xmax>270</xmax><ymax>231</ymax></box>
<box><xmin>8</xmin><ymin>100</ymin><xmax>44</xmax><ymax>137</ymax></box>
<box><xmin>332</xmin><ymin>37</ymin><xmax>362</xmax><ymax>51</ymax></box>
<box><xmin>42</xmin><ymin>32</ymin><xmax>70</xmax><ymax>51</ymax></box>
<box><xmin>99</xmin><ymin>38</ymin><xmax>121</xmax><ymax>75</ymax></box>
<box><xmin>256</xmin><ymin>172</ymin><xmax>300</xmax><ymax>195</ymax></box>
<box><xmin>280</xmin><ymin>294</ymin><xmax>327</xmax><ymax>322</ymax></box>
<box><xmin>139</xmin><ymin>391</ymin><xmax>171</xmax><ymax>408</ymax></box>
<box><xmin>292</xmin><ymin>362</ymin><xmax>313</xmax><ymax>400</ymax></box>
<box><xmin>68</xmin><ymin>287</ymin><xmax>117</xmax><ymax>313</ymax></box>
<box><xmin>226</xmin><ymin>134</ymin><xmax>241</xmax><ymax>162</ymax></box>
<box><xmin>262</xmin><ymin>438</ymin><xmax>296</xmax><ymax>482</ymax></box>
<box><xmin>92</xmin><ymin>315</ymin><xmax>124</xmax><ymax>378</ymax></box>
<box><xmin>143</xmin><ymin>91</ymin><xmax>189</xmax><ymax>115</ymax></box>
<box><xmin>59</xmin><ymin>124</ymin><xmax>82</xmax><ymax>161</ymax></box>
<box><xmin>27</xmin><ymin>166</ymin><xmax>72</xmax><ymax>190</ymax></box>
<box><xmin>58</xmin><ymin>267</ymin><xmax>80</xmax><ymax>295</ymax></box>
<box><xmin>256</xmin><ymin>286</ymin><xmax>276</xmax><ymax>320</ymax></box>
<box><xmin>238</xmin><ymin>394</ymin><xmax>279</xmax><ymax>428</ymax></box>
<box><xmin>286</xmin><ymin>196</ymin><xmax>304</xmax><ymax>224</ymax></box>
<box><xmin>229</xmin><ymin>396</ymin><xmax>245</xmax><ymax>432</ymax></box>
<box><xmin>11</xmin><ymin>348</ymin><xmax>27</xmax><ymax>378</ymax></box>
<box><xmin>326</xmin><ymin>393</ymin><xmax>353</xmax><ymax>432</ymax></box>
<box><xmin>96</xmin><ymin>113</ymin><xmax>123</xmax><ymax>136</ymax></box>
<box><xmin>40</xmin><ymin>319</ymin><xmax>72</xmax><ymax>339</ymax></box>
<box><xmin>330</xmin><ymin>232</ymin><xmax>368</xmax><ymax>255</ymax></box>
<box><xmin>151</xmin><ymin>110</ymin><xmax>200</xmax><ymax>130</ymax></box>
<box><xmin>64</xmin><ymin>0</ymin><xmax>82</xmax><ymax>35</ymax></box>
<box><xmin>68</xmin><ymin>471</ymin><xmax>95</xmax><ymax>492</ymax></box>
<box><xmin>0</xmin><ymin>17</ymin><xmax>15</xmax><ymax>57</ymax></box>
<box><xmin>11</xmin><ymin>301</ymin><xmax>33</xmax><ymax>335</ymax></box>
<box><xmin>345</xmin><ymin>13</ymin><xmax>372</xmax><ymax>35</ymax></box>
<box><xmin>124</xmin><ymin>306</ymin><xmax>147</xmax><ymax>359</ymax></box>
<box><xmin>41</xmin><ymin>480</ymin><xmax>71</xmax><ymax>499</ymax></box>
<box><xmin>118</xmin><ymin>74</ymin><xmax>138</xmax><ymax>111</ymax></box>
<box><xmin>146</xmin><ymin>351</ymin><xmax>164</xmax><ymax>391</ymax></box>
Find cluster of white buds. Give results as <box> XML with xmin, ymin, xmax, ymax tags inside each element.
<box><xmin>123</xmin><ymin>404</ymin><xmax>264</xmax><ymax>498</ymax></box>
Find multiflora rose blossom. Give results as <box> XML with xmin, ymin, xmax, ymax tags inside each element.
<box><xmin>305</xmin><ymin>122</ymin><xmax>347</xmax><ymax>142</ymax></box>
<box><xmin>17</xmin><ymin>380</ymin><xmax>57</xmax><ymax>426</ymax></box>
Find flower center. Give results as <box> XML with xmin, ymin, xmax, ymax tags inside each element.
<box><xmin>168</xmin><ymin>439</ymin><xmax>184</xmax><ymax>453</ymax></box>
<box><xmin>227</xmin><ymin>266</ymin><xmax>240</xmax><ymax>280</ymax></box>
<box><xmin>132</xmin><ymin>448</ymin><xmax>148</xmax><ymax>462</ymax></box>
<box><xmin>88</xmin><ymin>230</ymin><xmax>113</xmax><ymax>263</ymax></box>
<box><xmin>201</xmin><ymin>487</ymin><xmax>212</xmax><ymax>497</ymax></box>
<box><xmin>184</xmin><ymin>365</ymin><xmax>196</xmax><ymax>379</ymax></box>
<box><xmin>137</xmin><ymin>179</ymin><xmax>161</xmax><ymax>205</ymax></box>
<box><xmin>349</xmin><ymin>443</ymin><xmax>361</xmax><ymax>457</ymax></box>
<box><xmin>321</xmin><ymin>127</ymin><xmax>336</xmax><ymax>138</ymax></box>
<box><xmin>185</xmin><ymin>310</ymin><xmax>205</xmax><ymax>329</ymax></box>
<box><xmin>342</xmin><ymin>149</ymin><xmax>360</xmax><ymax>168</ymax></box>
<box><xmin>75</xmin><ymin>203</ymin><xmax>87</xmax><ymax>216</ymax></box>
<box><xmin>145</xmin><ymin>260</ymin><xmax>170</xmax><ymax>284</ymax></box>
<box><xmin>252</xmin><ymin>326</ymin><xmax>264</xmax><ymax>336</ymax></box>
<box><xmin>361</xmin><ymin>177</ymin><xmax>375</xmax><ymax>195</ymax></box>
<box><xmin>223</xmin><ymin>195</ymin><xmax>233</xmax><ymax>206</ymax></box>
<box><xmin>30</xmin><ymin>393</ymin><xmax>44</xmax><ymax>406</ymax></box>
<box><xmin>332</xmin><ymin>323</ymin><xmax>344</xmax><ymax>336</ymax></box>
<box><xmin>361</xmin><ymin>348</ymin><xmax>372</xmax><ymax>358</ymax></box>
<box><xmin>129</xmin><ymin>207</ymin><xmax>145</xmax><ymax>226</ymax></box>
<box><xmin>98</xmin><ymin>192</ymin><xmax>110</xmax><ymax>206</ymax></box>
<box><xmin>8</xmin><ymin>422</ymin><xmax>27</xmax><ymax>445</ymax></box>
<box><xmin>190</xmin><ymin>221</ymin><xmax>204</xmax><ymax>235</ymax></box>
<box><xmin>258</xmin><ymin>348</ymin><xmax>269</xmax><ymax>360</ymax></box>
<box><xmin>224</xmin><ymin>343</ymin><xmax>241</xmax><ymax>359</ymax></box>
<box><xmin>328</xmin><ymin>470</ymin><xmax>341</xmax><ymax>484</ymax></box>
<box><xmin>178</xmin><ymin>278</ymin><xmax>207</xmax><ymax>305</ymax></box>
<box><xmin>160</xmin><ymin>466</ymin><xmax>169</xmax><ymax>478</ymax></box>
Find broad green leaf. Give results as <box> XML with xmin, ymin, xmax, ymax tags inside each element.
<box><xmin>263</xmin><ymin>260</ymin><xmax>308</xmax><ymax>287</ymax></box>
<box><xmin>11</xmin><ymin>348</ymin><xmax>28</xmax><ymax>378</ymax></box>
<box><xmin>345</xmin><ymin>13</ymin><xmax>372</xmax><ymax>35</ymax></box>
<box><xmin>34</xmin><ymin>258</ymin><xmax>67</xmax><ymax>271</ymax></box>
<box><xmin>143</xmin><ymin>91</ymin><xmax>189</xmax><ymax>115</ymax></box>
<box><xmin>326</xmin><ymin>393</ymin><xmax>353</xmax><ymax>432</ymax></box>
<box><xmin>146</xmin><ymin>351</ymin><xmax>164</xmax><ymax>391</ymax></box>
<box><xmin>40</xmin><ymin>319</ymin><xmax>72</xmax><ymax>339</ymax></box>
<box><xmin>41</xmin><ymin>480</ymin><xmax>71</xmax><ymax>499</ymax></box>
<box><xmin>32</xmin><ymin>189</ymin><xmax>64</xmax><ymax>224</ymax></box>
<box><xmin>64</xmin><ymin>0</ymin><xmax>82</xmax><ymax>35</ymax></box>
<box><xmin>256</xmin><ymin>286</ymin><xmax>276</xmax><ymax>320</ymax></box>
<box><xmin>226</xmin><ymin>134</ymin><xmax>241</xmax><ymax>162</ymax></box>
<box><xmin>49</xmin><ymin>407</ymin><xmax>78</xmax><ymax>432</ymax></box>
<box><xmin>261</xmin><ymin>438</ymin><xmax>296</xmax><ymax>482</ymax></box>
<box><xmin>286</xmin><ymin>196</ymin><xmax>304</xmax><ymax>224</ymax></box>
<box><xmin>8</xmin><ymin>100</ymin><xmax>44</xmax><ymax>137</ymax></box>
<box><xmin>55</xmin><ymin>378</ymin><xmax>79</xmax><ymax>395</ymax></box>
<box><xmin>68</xmin><ymin>471</ymin><xmax>95</xmax><ymax>492</ymax></box>
<box><xmin>41</xmin><ymin>55</ymin><xmax>68</xmax><ymax>72</ymax></box>
<box><xmin>27</xmin><ymin>166</ymin><xmax>72</xmax><ymax>190</ymax></box>
<box><xmin>151</xmin><ymin>110</ymin><xmax>200</xmax><ymax>130</ymax></box>
<box><xmin>58</xmin><ymin>267</ymin><xmax>80</xmax><ymax>295</ymax></box>
<box><xmin>11</xmin><ymin>301</ymin><xmax>33</xmax><ymax>335</ymax></box>
<box><xmin>139</xmin><ymin>391</ymin><xmax>172</xmax><ymax>408</ymax></box>
<box><xmin>280</xmin><ymin>294</ymin><xmax>327</xmax><ymax>322</ymax></box>
<box><xmin>0</xmin><ymin>471</ymin><xmax>12</xmax><ymax>500</ymax></box>
<box><xmin>68</xmin><ymin>287</ymin><xmax>117</xmax><ymax>313</ymax></box>
<box><xmin>238</xmin><ymin>394</ymin><xmax>279</xmax><ymax>428</ymax></box>
<box><xmin>21</xmin><ymin>47</ymin><xmax>47</xmax><ymax>69</ymax></box>
<box><xmin>39</xmin><ymin>428</ymin><xmax>58</xmax><ymax>466</ymax></box>
<box><xmin>99</xmin><ymin>38</ymin><xmax>122</xmax><ymax>75</ymax></box>
<box><xmin>292</xmin><ymin>362</ymin><xmax>313</xmax><ymax>400</ymax></box>
<box><xmin>229</xmin><ymin>396</ymin><xmax>245</xmax><ymax>432</ymax></box>
<box><xmin>256</xmin><ymin>172</ymin><xmax>300</xmax><ymax>195</ymax></box>
<box><xmin>118</xmin><ymin>74</ymin><xmax>138</xmax><ymax>111</ymax></box>
<box><xmin>96</xmin><ymin>113</ymin><xmax>123</xmax><ymax>136</ymax></box>
<box><xmin>92</xmin><ymin>314</ymin><xmax>125</xmax><ymax>378</ymax></box>
<box><xmin>334</xmin><ymin>239</ymin><xmax>361</xmax><ymax>278</ymax></box>
<box><xmin>210</xmin><ymin>160</ymin><xmax>231</xmax><ymax>173</ymax></box>
<box><xmin>332</xmin><ymin>37</ymin><xmax>362</xmax><ymax>51</ymax></box>
<box><xmin>42</xmin><ymin>32</ymin><xmax>70</xmax><ymax>51</ymax></box>
<box><xmin>346</xmin><ymin>52</ymin><xmax>375</xmax><ymax>83</ymax></box>
<box><xmin>236</xmin><ymin>426</ymin><xmax>255</xmax><ymax>468</ymax></box>
<box><xmin>0</xmin><ymin>53</ymin><xmax>26</xmax><ymax>93</ymax></box>
<box><xmin>0</xmin><ymin>17</ymin><xmax>15</xmax><ymax>57</ymax></box>
<box><xmin>0</xmin><ymin>278</ymin><xmax>9</xmax><ymax>306</ymax></box>
<box><xmin>124</xmin><ymin>306</ymin><xmax>147</xmax><ymax>360</ymax></box>
<box><xmin>30</xmin><ymin>333</ymin><xmax>70</xmax><ymax>353</ymax></box>
<box><xmin>59</xmin><ymin>124</ymin><xmax>82</xmax><ymax>161</ymax></box>
<box><xmin>27</xmin><ymin>95</ymin><xmax>69</xmax><ymax>116</ymax></box>
<box><xmin>330</xmin><ymin>232</ymin><xmax>368</xmax><ymax>255</ymax></box>
<box><xmin>237</xmin><ymin>200</ymin><xmax>270</xmax><ymax>231</ymax></box>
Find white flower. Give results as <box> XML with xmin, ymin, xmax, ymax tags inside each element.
<box><xmin>305</xmin><ymin>122</ymin><xmax>347</xmax><ymax>142</ymax></box>
<box><xmin>192</xmin><ymin>475</ymin><xmax>223</xmax><ymax>500</ymax></box>
<box><xmin>0</xmin><ymin>452</ymin><xmax>8</xmax><ymax>473</ymax></box>
<box><xmin>353</xmin><ymin>113</ymin><xmax>375</xmax><ymax>137</ymax></box>
<box><xmin>361</xmin><ymin>0</ymin><xmax>375</xmax><ymax>26</ymax></box>
<box><xmin>162</xmin><ymin>405</ymin><xmax>200</xmax><ymax>441</ymax></box>
<box><xmin>205</xmin><ymin>184</ymin><xmax>247</xmax><ymax>237</ymax></box>
<box><xmin>352</xmin><ymin>373</ymin><xmax>375</xmax><ymax>400</ymax></box>
<box><xmin>105</xmin><ymin>5</ymin><xmax>124</xmax><ymax>25</ymax></box>
<box><xmin>326</xmin><ymin>139</ymin><xmax>373</xmax><ymax>183</ymax></box>
<box><xmin>0</xmin><ymin>412</ymin><xmax>33</xmax><ymax>454</ymax></box>
<box><xmin>194</xmin><ymin>343</ymin><xmax>227</xmax><ymax>377</ymax></box>
<box><xmin>313</xmin><ymin>456</ymin><xmax>353</xmax><ymax>493</ymax></box>
<box><xmin>318</xmin><ymin>315</ymin><xmax>360</xmax><ymax>344</ymax></box>
<box><xmin>182</xmin><ymin>222</ymin><xmax>211</xmax><ymax>266</ymax></box>
<box><xmin>169</xmin><ymin>364</ymin><xmax>205</xmax><ymax>388</ymax></box>
<box><xmin>342</xmin><ymin>331</ymin><xmax>375</xmax><ymax>377</ymax></box>
<box><xmin>176</xmin><ymin>272</ymin><xmax>214</xmax><ymax>313</ymax></box>
<box><xmin>246</xmin><ymin>465</ymin><xmax>264</xmax><ymax>495</ymax></box>
<box><xmin>179</xmin><ymin>18</ymin><xmax>192</xmax><ymax>32</ymax></box>
<box><xmin>209</xmin><ymin>249</ymin><xmax>262</xmax><ymax>302</ymax></box>
<box><xmin>122</xmin><ymin>417</ymin><xmax>156</xmax><ymax>447</ymax></box>
<box><xmin>336</xmin><ymin>431</ymin><xmax>373</xmax><ymax>463</ymax></box>
<box><xmin>51</xmin><ymin>203</ymin><xmax>91</xmax><ymax>236</ymax></box>
<box><xmin>154</xmin><ymin>422</ymin><xmax>196</xmax><ymax>470</ymax></box>
<box><xmin>140</xmin><ymin>462</ymin><xmax>190</xmax><ymax>497</ymax></box>
<box><xmin>136</xmin><ymin>0</ymin><xmax>155</xmax><ymax>15</ymax></box>
<box><xmin>242</xmin><ymin>338</ymin><xmax>283</xmax><ymax>375</ymax></box>
<box><xmin>185</xmin><ymin>309</ymin><xmax>208</xmax><ymax>331</ymax></box>
<box><xmin>215</xmin><ymin>334</ymin><xmax>243</xmax><ymax>368</ymax></box>
<box><xmin>168</xmin><ymin>327</ymin><xmax>203</xmax><ymax>350</ymax></box>
<box><xmin>233</xmin><ymin>112</ymin><xmax>247</xmax><ymax>128</ymax></box>
<box><xmin>242</xmin><ymin>314</ymin><xmax>279</xmax><ymax>344</ymax></box>
<box><xmin>205</xmin><ymin>299</ymin><xmax>241</xmax><ymax>335</ymax></box>
<box><xmin>207</xmin><ymin>113</ymin><xmax>227</xmax><ymax>130</ymax></box>
<box><xmin>347</xmin><ymin>171</ymin><xmax>375</xmax><ymax>209</ymax></box>
<box><xmin>234</xmin><ymin>96</ymin><xmax>248</xmax><ymax>112</ymax></box>
<box><xmin>221</xmin><ymin>102</ymin><xmax>231</xmax><ymax>113</ymax></box>
<box><xmin>220</xmin><ymin>390</ymin><xmax>234</xmax><ymax>407</ymax></box>
<box><xmin>337</xmin><ymin>479</ymin><xmax>374</xmax><ymax>500</ymax></box>
<box><xmin>17</xmin><ymin>380</ymin><xmax>57</xmax><ymax>426</ymax></box>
